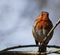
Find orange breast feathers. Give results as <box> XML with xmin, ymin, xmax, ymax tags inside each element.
<box><xmin>35</xmin><ymin>17</ymin><xmax>51</xmax><ymax>30</ymax></box>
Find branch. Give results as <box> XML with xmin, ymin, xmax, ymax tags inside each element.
<box><xmin>41</xmin><ymin>18</ymin><xmax>60</xmax><ymax>45</ymax></box>
<box><xmin>1</xmin><ymin>45</ymin><xmax>60</xmax><ymax>51</ymax></box>
<box><xmin>47</xmin><ymin>49</ymin><xmax>60</xmax><ymax>54</ymax></box>
<box><xmin>0</xmin><ymin>49</ymin><xmax>60</xmax><ymax>55</ymax></box>
<box><xmin>47</xmin><ymin>18</ymin><xmax>60</xmax><ymax>36</ymax></box>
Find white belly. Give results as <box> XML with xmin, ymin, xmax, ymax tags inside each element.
<box><xmin>32</xmin><ymin>28</ymin><xmax>49</xmax><ymax>43</ymax></box>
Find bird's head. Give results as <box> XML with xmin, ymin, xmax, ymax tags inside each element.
<box><xmin>38</xmin><ymin>11</ymin><xmax>49</xmax><ymax>21</ymax></box>
<box><xmin>40</xmin><ymin>11</ymin><xmax>49</xmax><ymax>17</ymax></box>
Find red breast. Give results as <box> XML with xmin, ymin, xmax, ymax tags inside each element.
<box><xmin>35</xmin><ymin>16</ymin><xmax>50</xmax><ymax>30</ymax></box>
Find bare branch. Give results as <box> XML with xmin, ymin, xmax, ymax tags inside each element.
<box><xmin>47</xmin><ymin>18</ymin><xmax>60</xmax><ymax>36</ymax></box>
<box><xmin>0</xmin><ymin>49</ymin><xmax>60</xmax><ymax>55</ymax></box>
<box><xmin>1</xmin><ymin>45</ymin><xmax>60</xmax><ymax>51</ymax></box>
<box><xmin>47</xmin><ymin>49</ymin><xmax>60</xmax><ymax>54</ymax></box>
<box><xmin>41</xmin><ymin>18</ymin><xmax>60</xmax><ymax>45</ymax></box>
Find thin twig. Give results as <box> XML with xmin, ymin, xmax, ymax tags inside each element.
<box><xmin>1</xmin><ymin>45</ymin><xmax>60</xmax><ymax>51</ymax></box>
<box><xmin>0</xmin><ymin>49</ymin><xmax>60</xmax><ymax>55</ymax></box>
<box><xmin>46</xmin><ymin>48</ymin><xmax>60</xmax><ymax>54</ymax></box>
<box><xmin>47</xmin><ymin>18</ymin><xmax>60</xmax><ymax>36</ymax></box>
<box><xmin>41</xmin><ymin>18</ymin><xmax>60</xmax><ymax>45</ymax></box>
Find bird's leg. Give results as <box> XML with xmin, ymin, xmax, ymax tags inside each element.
<box><xmin>38</xmin><ymin>43</ymin><xmax>47</xmax><ymax>55</ymax></box>
<box><xmin>35</xmin><ymin>40</ymin><xmax>38</xmax><ymax>45</ymax></box>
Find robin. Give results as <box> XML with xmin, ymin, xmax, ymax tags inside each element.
<box><xmin>32</xmin><ymin>11</ymin><xmax>54</xmax><ymax>52</ymax></box>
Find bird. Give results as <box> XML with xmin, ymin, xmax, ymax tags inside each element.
<box><xmin>32</xmin><ymin>11</ymin><xmax>54</xmax><ymax>52</ymax></box>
